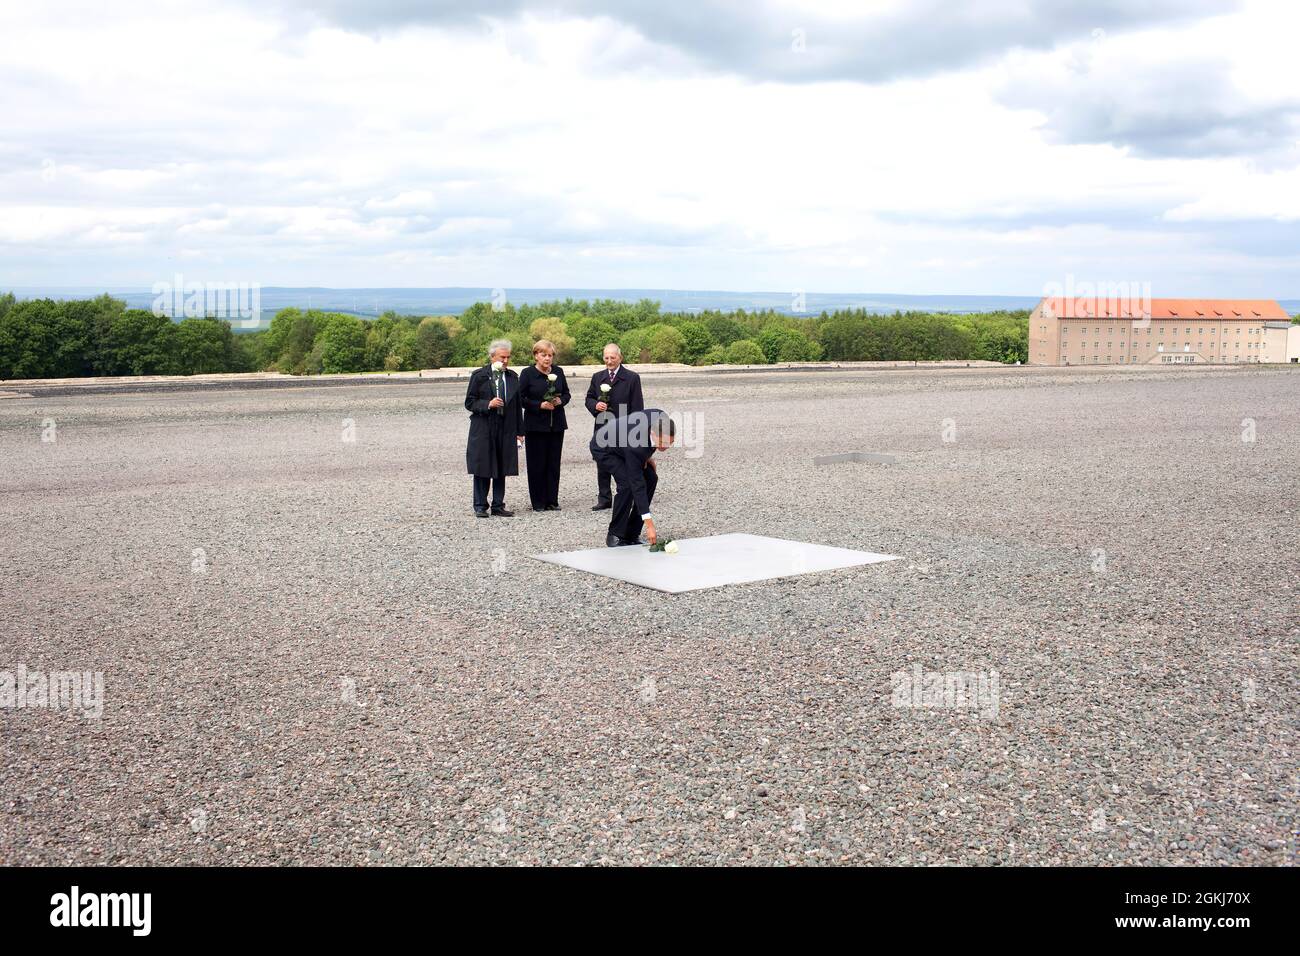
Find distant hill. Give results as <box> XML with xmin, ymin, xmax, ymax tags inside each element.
<box><xmin>9</xmin><ymin>286</ymin><xmax>1044</xmax><ymax>319</ymax></box>
<box><xmin>9</xmin><ymin>287</ymin><xmax>1295</xmax><ymax>324</ymax></box>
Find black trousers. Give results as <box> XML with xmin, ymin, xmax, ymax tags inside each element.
<box><xmin>596</xmin><ymin>460</ymin><xmax>613</xmax><ymax>504</ymax></box>
<box><xmin>524</xmin><ymin>431</ymin><xmax>564</xmax><ymax>508</ymax></box>
<box><xmin>609</xmin><ymin>461</ymin><xmax>657</xmax><ymax>542</ymax></box>
<box><xmin>472</xmin><ymin>476</ymin><xmax>505</xmax><ymax>510</ymax></box>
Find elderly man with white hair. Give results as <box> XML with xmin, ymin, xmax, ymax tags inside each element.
<box><xmin>584</xmin><ymin>342</ymin><xmax>644</xmax><ymax>510</ymax></box>
<box><xmin>464</xmin><ymin>338</ymin><xmax>525</xmax><ymax>517</ymax></box>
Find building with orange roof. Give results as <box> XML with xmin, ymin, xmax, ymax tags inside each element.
<box><xmin>1027</xmin><ymin>297</ymin><xmax>1296</xmax><ymax>366</ymax></box>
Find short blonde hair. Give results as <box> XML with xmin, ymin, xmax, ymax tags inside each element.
<box><xmin>532</xmin><ymin>339</ymin><xmax>556</xmax><ymax>357</ymax></box>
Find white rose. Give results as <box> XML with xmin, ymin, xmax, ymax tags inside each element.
<box><xmin>600</xmin><ymin>383</ymin><xmax>611</xmax><ymax>394</ymax></box>
<box><xmin>491</xmin><ymin>361</ymin><xmax>503</xmax><ymax>372</ymax></box>
<box><xmin>664</xmin><ymin>541</ymin><xmax>679</xmax><ymax>554</ymax></box>
<box><xmin>547</xmin><ymin>373</ymin><xmax>557</xmax><ymax>382</ymax></box>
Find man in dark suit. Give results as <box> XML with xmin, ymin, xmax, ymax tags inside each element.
<box><xmin>590</xmin><ymin>408</ymin><xmax>675</xmax><ymax>547</ymax></box>
<box><xmin>464</xmin><ymin>339</ymin><xmax>525</xmax><ymax>517</ymax></box>
<box><xmin>585</xmin><ymin>342</ymin><xmax>644</xmax><ymax>510</ymax></box>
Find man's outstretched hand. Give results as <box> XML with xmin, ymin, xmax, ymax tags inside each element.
<box><xmin>644</xmin><ymin>518</ymin><xmax>657</xmax><ymax>546</ymax></box>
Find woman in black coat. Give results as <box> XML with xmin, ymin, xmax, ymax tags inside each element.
<box><xmin>464</xmin><ymin>339</ymin><xmax>525</xmax><ymax>517</ymax></box>
<box><xmin>518</xmin><ymin>339</ymin><xmax>571</xmax><ymax>511</ymax></box>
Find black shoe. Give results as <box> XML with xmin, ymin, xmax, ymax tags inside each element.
<box><xmin>592</xmin><ymin>500</ymin><xmax>612</xmax><ymax>511</ymax></box>
<box><xmin>545</xmin><ymin>504</ymin><xmax>561</xmax><ymax>511</ymax></box>
<box><xmin>474</xmin><ymin>509</ymin><xmax>489</xmax><ymax>518</ymax></box>
<box><xmin>490</xmin><ymin>506</ymin><xmax>514</xmax><ymax>517</ymax></box>
<box><xmin>607</xmin><ymin>533</ymin><xmax>638</xmax><ymax>548</ymax></box>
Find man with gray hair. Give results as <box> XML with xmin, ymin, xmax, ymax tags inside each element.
<box><xmin>464</xmin><ymin>339</ymin><xmax>524</xmax><ymax>517</ymax></box>
<box><xmin>584</xmin><ymin>342</ymin><xmax>643</xmax><ymax>510</ymax></box>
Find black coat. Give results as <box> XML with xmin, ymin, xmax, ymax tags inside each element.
<box><xmin>589</xmin><ymin>409</ymin><xmax>665</xmax><ymax>516</ymax></box>
<box><xmin>465</xmin><ymin>364</ymin><xmax>524</xmax><ymax>477</ymax></box>
<box><xmin>518</xmin><ymin>365</ymin><xmax>572</xmax><ymax>432</ymax></box>
<box><xmin>584</xmin><ymin>365</ymin><xmax>644</xmax><ymax>434</ymax></box>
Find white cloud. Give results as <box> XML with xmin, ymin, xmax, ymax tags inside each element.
<box><xmin>996</xmin><ymin>1</ymin><xmax>1300</xmax><ymax>160</ymax></box>
<box><xmin>1164</xmin><ymin>166</ymin><xmax>1300</xmax><ymax>222</ymax></box>
<box><xmin>0</xmin><ymin>0</ymin><xmax>1296</xmax><ymax>296</ymax></box>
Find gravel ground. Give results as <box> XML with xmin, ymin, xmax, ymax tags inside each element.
<box><xmin>1</xmin><ymin>364</ymin><xmax>1296</xmax><ymax>866</ymax></box>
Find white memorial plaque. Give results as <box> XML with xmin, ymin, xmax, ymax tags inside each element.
<box><xmin>534</xmin><ymin>532</ymin><xmax>900</xmax><ymax>593</ymax></box>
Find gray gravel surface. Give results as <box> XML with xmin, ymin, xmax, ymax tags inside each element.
<box><xmin>1</xmin><ymin>364</ymin><xmax>1297</xmax><ymax>865</ymax></box>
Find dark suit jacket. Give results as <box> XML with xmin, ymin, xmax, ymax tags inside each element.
<box><xmin>464</xmin><ymin>364</ymin><xmax>524</xmax><ymax>476</ymax></box>
<box><xmin>589</xmin><ymin>409</ymin><xmax>665</xmax><ymax>516</ymax></box>
<box><xmin>518</xmin><ymin>365</ymin><xmax>571</xmax><ymax>432</ymax></box>
<box><xmin>585</xmin><ymin>365</ymin><xmax>644</xmax><ymax>434</ymax></box>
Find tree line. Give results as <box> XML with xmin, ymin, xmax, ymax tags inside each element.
<box><xmin>0</xmin><ymin>290</ymin><xmax>1030</xmax><ymax>379</ymax></box>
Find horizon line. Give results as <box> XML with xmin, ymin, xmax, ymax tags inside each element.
<box><xmin>5</xmin><ymin>284</ymin><xmax>1043</xmax><ymax>295</ymax></box>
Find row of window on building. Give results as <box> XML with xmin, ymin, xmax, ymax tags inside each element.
<box><xmin>1058</xmin><ymin>323</ymin><xmax>1264</xmax><ymax>364</ymax></box>
<box><xmin>1052</xmin><ymin>326</ymin><xmax>1264</xmax><ymax>336</ymax></box>
<box><xmin>1061</xmin><ymin>354</ymin><xmax>1261</xmax><ymax>364</ymax></box>
<box><xmin>1066</xmin><ymin>341</ymin><xmax>1262</xmax><ymax>349</ymax></box>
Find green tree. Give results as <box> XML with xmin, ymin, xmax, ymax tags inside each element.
<box><xmin>262</xmin><ymin>308</ymin><xmax>321</xmax><ymax>373</ymax></box>
<box><xmin>647</xmin><ymin>324</ymin><xmax>686</xmax><ymax>363</ymax></box>
<box><xmin>0</xmin><ymin>299</ymin><xmax>57</xmax><ymax>378</ymax></box>
<box><xmin>261</xmin><ymin>307</ymin><xmax>297</xmax><ymax>367</ymax></box>
<box><xmin>385</xmin><ymin>328</ymin><xmax>419</xmax><ymax>370</ymax></box>
<box><xmin>818</xmin><ymin>315</ymin><xmax>874</xmax><ymax>361</ymax></box>
<box><xmin>618</xmin><ymin>327</ymin><xmax>650</xmax><ymax>363</ymax></box>
<box><xmin>416</xmin><ymin>317</ymin><xmax>453</xmax><ymax>369</ymax></box>
<box><xmin>0</xmin><ymin>290</ymin><xmax>1035</xmax><ymax>379</ymax></box>
<box><xmin>67</xmin><ymin>294</ymin><xmax>126</xmax><ymax>376</ymax></box>
<box><xmin>697</xmin><ymin>345</ymin><xmax>726</xmax><ymax>366</ymax></box>
<box><xmin>966</xmin><ymin>312</ymin><xmax>1028</xmax><ymax>363</ymax></box>
<box><xmin>228</xmin><ymin>332</ymin><xmax>258</xmax><ymax>372</ymax></box>
<box><xmin>367</xmin><ymin>315</ymin><xmax>398</xmax><ymax>363</ymax></box>
<box><xmin>676</xmin><ymin>320</ymin><xmax>714</xmax><ymax>364</ymax></box>
<box><xmin>620</xmin><ymin>323</ymin><xmax>686</xmax><ymax>363</ymax></box>
<box><xmin>724</xmin><ymin>339</ymin><xmax>766</xmax><ymax>365</ymax></box>
<box><xmin>425</xmin><ymin>314</ymin><xmax>464</xmax><ymax>339</ymax></box>
<box><xmin>364</xmin><ymin>324</ymin><xmax>390</xmax><ymax>370</ymax></box>
<box><xmin>106</xmin><ymin>309</ymin><xmax>180</xmax><ymax>376</ymax></box>
<box><xmin>451</xmin><ymin>327</ymin><xmax>506</xmax><ymax>368</ymax></box>
<box><xmin>33</xmin><ymin>294</ymin><xmax>108</xmax><ymax>377</ymax></box>
<box><xmin>175</xmin><ymin>317</ymin><xmax>238</xmax><ymax>374</ymax></box>
<box><xmin>571</xmin><ymin>316</ymin><xmax>619</xmax><ymax>363</ymax></box>
<box><xmin>607</xmin><ymin>303</ymin><xmax>643</xmax><ymax>332</ymax></box>
<box><xmin>527</xmin><ymin>317</ymin><xmax>577</xmax><ymax>364</ymax></box>
<box><xmin>315</xmin><ymin>315</ymin><xmax>368</xmax><ymax>373</ymax></box>
<box><xmin>705</xmin><ymin>315</ymin><xmax>746</xmax><ymax>346</ymax></box>
<box><xmin>757</xmin><ymin>325</ymin><xmax>818</xmax><ymax>363</ymax></box>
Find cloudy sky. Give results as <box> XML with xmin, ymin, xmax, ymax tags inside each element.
<box><xmin>2</xmin><ymin>0</ymin><xmax>1298</xmax><ymax>295</ymax></box>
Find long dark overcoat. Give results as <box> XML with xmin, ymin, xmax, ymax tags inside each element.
<box><xmin>465</xmin><ymin>364</ymin><xmax>524</xmax><ymax>477</ymax></box>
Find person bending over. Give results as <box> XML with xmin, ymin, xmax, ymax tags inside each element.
<box><xmin>589</xmin><ymin>408</ymin><xmax>675</xmax><ymax>548</ymax></box>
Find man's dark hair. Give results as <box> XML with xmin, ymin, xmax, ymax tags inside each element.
<box><xmin>651</xmin><ymin>412</ymin><xmax>676</xmax><ymax>438</ymax></box>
